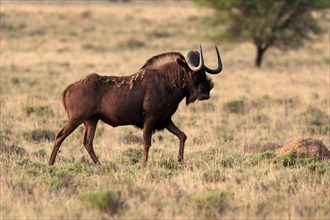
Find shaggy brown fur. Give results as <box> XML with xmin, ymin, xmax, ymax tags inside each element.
<box><xmin>49</xmin><ymin>51</ymin><xmax>216</xmax><ymax>168</ymax></box>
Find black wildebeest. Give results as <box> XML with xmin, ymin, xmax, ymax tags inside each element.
<box><xmin>48</xmin><ymin>45</ymin><xmax>222</xmax><ymax>167</ymax></box>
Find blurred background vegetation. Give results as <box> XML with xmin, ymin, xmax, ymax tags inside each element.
<box><xmin>193</xmin><ymin>0</ymin><xmax>329</xmax><ymax>67</ymax></box>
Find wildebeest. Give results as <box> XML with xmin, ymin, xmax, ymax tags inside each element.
<box><xmin>48</xmin><ymin>45</ymin><xmax>222</xmax><ymax>167</ymax></box>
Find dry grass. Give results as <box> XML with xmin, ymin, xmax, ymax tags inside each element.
<box><xmin>1</xmin><ymin>2</ymin><xmax>329</xmax><ymax>219</ymax></box>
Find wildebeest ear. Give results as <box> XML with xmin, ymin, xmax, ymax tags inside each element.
<box><xmin>177</xmin><ymin>58</ymin><xmax>188</xmax><ymax>69</ymax></box>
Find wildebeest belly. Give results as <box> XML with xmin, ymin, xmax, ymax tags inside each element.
<box><xmin>99</xmin><ymin>88</ymin><xmax>144</xmax><ymax>127</ymax></box>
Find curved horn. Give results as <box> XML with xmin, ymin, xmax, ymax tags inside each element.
<box><xmin>185</xmin><ymin>44</ymin><xmax>204</xmax><ymax>72</ymax></box>
<box><xmin>204</xmin><ymin>46</ymin><xmax>223</xmax><ymax>74</ymax></box>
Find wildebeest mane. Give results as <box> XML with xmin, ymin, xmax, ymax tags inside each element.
<box><xmin>141</xmin><ymin>52</ymin><xmax>184</xmax><ymax>69</ymax></box>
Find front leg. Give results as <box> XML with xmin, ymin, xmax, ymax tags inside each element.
<box><xmin>142</xmin><ymin>118</ymin><xmax>156</xmax><ymax>168</ymax></box>
<box><xmin>165</xmin><ymin>119</ymin><xmax>187</xmax><ymax>164</ymax></box>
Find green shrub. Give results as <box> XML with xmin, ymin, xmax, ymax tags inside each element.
<box><xmin>80</xmin><ymin>189</ymin><xmax>127</xmax><ymax>215</ymax></box>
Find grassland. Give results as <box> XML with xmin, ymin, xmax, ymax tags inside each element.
<box><xmin>1</xmin><ymin>2</ymin><xmax>329</xmax><ymax>219</ymax></box>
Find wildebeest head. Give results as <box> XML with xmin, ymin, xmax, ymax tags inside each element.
<box><xmin>177</xmin><ymin>45</ymin><xmax>223</xmax><ymax>103</ymax></box>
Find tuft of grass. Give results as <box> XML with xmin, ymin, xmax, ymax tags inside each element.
<box><xmin>220</xmin><ymin>154</ymin><xmax>245</xmax><ymax>168</ymax></box>
<box><xmin>79</xmin><ymin>189</ymin><xmax>127</xmax><ymax>215</ymax></box>
<box><xmin>32</xmin><ymin>149</ymin><xmax>47</xmax><ymax>159</ymax></box>
<box><xmin>10</xmin><ymin>77</ymin><xmax>20</xmax><ymax>85</ymax></box>
<box><xmin>217</xmin><ymin>132</ymin><xmax>235</xmax><ymax>144</ymax></box>
<box><xmin>202</xmin><ymin>102</ymin><xmax>216</xmax><ymax>112</ymax></box>
<box><xmin>117</xmin><ymin>38</ymin><xmax>145</xmax><ymax>50</ymax></box>
<box><xmin>273</xmin><ymin>149</ymin><xmax>298</xmax><ymax>167</ymax></box>
<box><xmin>122</xmin><ymin>132</ymin><xmax>142</xmax><ymax>144</ymax></box>
<box><xmin>307</xmin><ymin>162</ymin><xmax>326</xmax><ymax>174</ymax></box>
<box><xmin>23</xmin><ymin>129</ymin><xmax>55</xmax><ymax>143</ymax></box>
<box><xmin>121</xmin><ymin>147</ymin><xmax>142</xmax><ymax>165</ymax></box>
<box><xmin>246</xmin><ymin>150</ymin><xmax>275</xmax><ymax>166</ymax></box>
<box><xmin>321</xmin><ymin>124</ymin><xmax>330</xmax><ymax>133</ymax></box>
<box><xmin>23</xmin><ymin>105</ymin><xmax>54</xmax><ymax>117</ymax></box>
<box><xmin>49</xmin><ymin>170</ymin><xmax>74</xmax><ymax>190</ymax></box>
<box><xmin>147</xmin><ymin>167</ymin><xmax>173</xmax><ymax>180</ymax></box>
<box><xmin>202</xmin><ymin>169</ymin><xmax>226</xmax><ymax>183</ymax></box>
<box><xmin>223</xmin><ymin>99</ymin><xmax>245</xmax><ymax>114</ymax></box>
<box><xmin>82</xmin><ymin>44</ymin><xmax>108</xmax><ymax>53</ymax></box>
<box><xmin>0</xmin><ymin>141</ymin><xmax>27</xmax><ymax>157</ymax></box>
<box><xmin>148</xmin><ymin>29</ymin><xmax>171</xmax><ymax>38</ymax></box>
<box><xmin>158</xmin><ymin>157</ymin><xmax>177</xmax><ymax>170</ymax></box>
<box><xmin>192</xmin><ymin>190</ymin><xmax>234</xmax><ymax>218</ymax></box>
<box><xmin>300</xmin><ymin>106</ymin><xmax>328</xmax><ymax>133</ymax></box>
<box><xmin>272</xmin><ymin>150</ymin><xmax>326</xmax><ymax>171</ymax></box>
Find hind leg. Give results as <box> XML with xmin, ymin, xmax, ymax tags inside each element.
<box><xmin>83</xmin><ymin>116</ymin><xmax>101</xmax><ymax>166</ymax></box>
<box><xmin>48</xmin><ymin>119</ymin><xmax>82</xmax><ymax>165</ymax></box>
